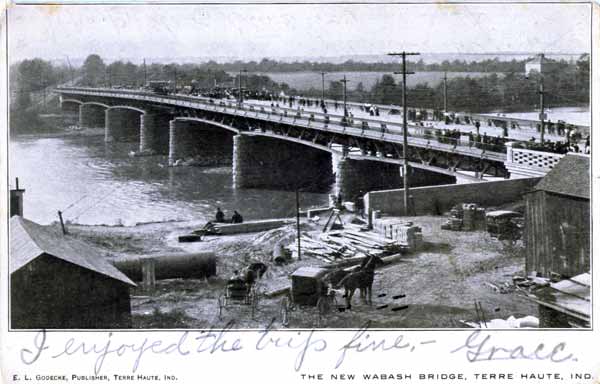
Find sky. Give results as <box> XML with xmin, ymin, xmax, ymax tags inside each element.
<box><xmin>7</xmin><ymin>3</ymin><xmax>592</xmax><ymax>64</ymax></box>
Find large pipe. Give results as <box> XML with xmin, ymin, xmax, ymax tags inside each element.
<box><xmin>112</xmin><ymin>252</ymin><xmax>216</xmax><ymax>281</ymax></box>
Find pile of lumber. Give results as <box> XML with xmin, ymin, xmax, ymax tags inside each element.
<box><xmin>192</xmin><ymin>218</ymin><xmax>294</xmax><ymax>236</ymax></box>
<box><xmin>441</xmin><ymin>203</ymin><xmax>485</xmax><ymax>231</ymax></box>
<box><xmin>287</xmin><ymin>229</ymin><xmax>407</xmax><ymax>263</ymax></box>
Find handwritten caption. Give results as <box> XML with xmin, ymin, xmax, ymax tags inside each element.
<box><xmin>19</xmin><ymin>320</ymin><xmax>576</xmax><ymax>374</ymax></box>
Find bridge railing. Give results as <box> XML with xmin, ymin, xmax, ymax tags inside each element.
<box><xmin>56</xmin><ymin>87</ymin><xmax>508</xmax><ymax>158</ymax></box>
<box><xmin>505</xmin><ymin>143</ymin><xmax>565</xmax><ymax>170</ymax></box>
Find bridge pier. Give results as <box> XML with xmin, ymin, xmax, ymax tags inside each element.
<box><xmin>232</xmin><ymin>135</ymin><xmax>333</xmax><ymax>191</ymax></box>
<box><xmin>60</xmin><ymin>101</ymin><xmax>80</xmax><ymax>126</ymax></box>
<box><xmin>168</xmin><ymin>119</ymin><xmax>234</xmax><ymax>166</ymax></box>
<box><xmin>139</xmin><ymin>113</ymin><xmax>172</xmax><ymax>154</ymax></box>
<box><xmin>79</xmin><ymin>104</ymin><xmax>106</xmax><ymax>128</ymax></box>
<box><xmin>105</xmin><ymin>109</ymin><xmax>142</xmax><ymax>142</ymax></box>
<box><xmin>335</xmin><ymin>158</ymin><xmax>456</xmax><ymax>202</ymax></box>
<box><xmin>335</xmin><ymin>157</ymin><xmax>403</xmax><ymax>201</ymax></box>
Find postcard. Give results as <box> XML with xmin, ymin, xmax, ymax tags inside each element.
<box><xmin>0</xmin><ymin>1</ymin><xmax>598</xmax><ymax>383</ymax></box>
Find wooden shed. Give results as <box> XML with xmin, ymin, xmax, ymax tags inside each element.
<box><xmin>10</xmin><ymin>216</ymin><xmax>136</xmax><ymax>329</ymax></box>
<box><xmin>291</xmin><ymin>267</ymin><xmax>328</xmax><ymax>306</ymax></box>
<box><xmin>524</xmin><ymin>154</ymin><xmax>590</xmax><ymax>278</ymax></box>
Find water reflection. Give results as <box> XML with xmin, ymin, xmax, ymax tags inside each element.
<box><xmin>10</xmin><ymin>134</ymin><xmax>329</xmax><ymax>226</ymax></box>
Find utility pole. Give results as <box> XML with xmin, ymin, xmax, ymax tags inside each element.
<box><xmin>321</xmin><ymin>72</ymin><xmax>326</xmax><ymax>103</ymax></box>
<box><xmin>340</xmin><ymin>75</ymin><xmax>350</xmax><ymax>117</ymax></box>
<box><xmin>143</xmin><ymin>58</ymin><xmax>147</xmax><ymax>87</ymax></box>
<box><xmin>41</xmin><ymin>69</ymin><xmax>46</xmax><ymax>112</ymax></box>
<box><xmin>65</xmin><ymin>56</ymin><xmax>74</xmax><ymax>85</ymax></box>
<box><xmin>443</xmin><ymin>71</ymin><xmax>448</xmax><ymax>112</ymax></box>
<box><xmin>389</xmin><ymin>51</ymin><xmax>419</xmax><ymax>216</ymax></box>
<box><xmin>106</xmin><ymin>67</ymin><xmax>112</xmax><ymax>88</ymax></box>
<box><xmin>539</xmin><ymin>76</ymin><xmax>545</xmax><ymax>145</ymax></box>
<box><xmin>57</xmin><ymin>210</ymin><xmax>67</xmax><ymax>235</ymax></box>
<box><xmin>296</xmin><ymin>189</ymin><xmax>302</xmax><ymax>261</ymax></box>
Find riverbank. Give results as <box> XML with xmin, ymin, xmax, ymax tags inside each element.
<box><xmin>65</xmin><ymin>213</ymin><xmax>537</xmax><ymax>329</ymax></box>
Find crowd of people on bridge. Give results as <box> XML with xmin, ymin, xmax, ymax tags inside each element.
<box><xmin>519</xmin><ymin>135</ymin><xmax>590</xmax><ymax>155</ymax></box>
<box><xmin>426</xmin><ymin>128</ymin><xmax>508</xmax><ymax>153</ymax></box>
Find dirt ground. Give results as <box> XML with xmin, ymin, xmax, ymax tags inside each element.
<box><xmin>67</xmin><ymin>212</ymin><xmax>537</xmax><ymax>329</ymax></box>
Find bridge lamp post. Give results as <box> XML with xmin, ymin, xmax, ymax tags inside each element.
<box><xmin>320</xmin><ymin>72</ymin><xmax>326</xmax><ymax>104</ymax></box>
<box><xmin>538</xmin><ymin>76</ymin><xmax>546</xmax><ymax>145</ymax></box>
<box><xmin>340</xmin><ymin>75</ymin><xmax>350</xmax><ymax>117</ymax></box>
<box><xmin>238</xmin><ymin>69</ymin><xmax>248</xmax><ymax>105</ymax></box>
<box><xmin>173</xmin><ymin>66</ymin><xmax>178</xmax><ymax>94</ymax></box>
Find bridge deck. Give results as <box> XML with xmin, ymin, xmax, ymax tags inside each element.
<box><xmin>56</xmin><ymin>87</ymin><xmax>507</xmax><ymax>163</ymax></box>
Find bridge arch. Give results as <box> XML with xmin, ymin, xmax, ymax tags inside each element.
<box><xmin>61</xmin><ymin>98</ymin><xmax>84</xmax><ymax>105</ymax></box>
<box><xmin>105</xmin><ymin>106</ymin><xmax>146</xmax><ymax>143</ymax></box>
<box><xmin>82</xmin><ymin>101</ymin><xmax>110</xmax><ymax>109</ymax></box>
<box><xmin>107</xmin><ymin>105</ymin><xmax>147</xmax><ymax>115</ymax></box>
<box><xmin>173</xmin><ymin>117</ymin><xmax>241</xmax><ymax>135</ymax></box>
<box><xmin>168</xmin><ymin>117</ymin><xmax>238</xmax><ymax>167</ymax></box>
<box><xmin>60</xmin><ymin>98</ymin><xmax>83</xmax><ymax>115</ymax></box>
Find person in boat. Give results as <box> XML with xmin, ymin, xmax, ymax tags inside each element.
<box><xmin>231</xmin><ymin>211</ymin><xmax>244</xmax><ymax>224</ymax></box>
<box><xmin>215</xmin><ymin>207</ymin><xmax>225</xmax><ymax>223</ymax></box>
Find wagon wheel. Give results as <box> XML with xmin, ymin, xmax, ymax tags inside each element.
<box><xmin>280</xmin><ymin>296</ymin><xmax>291</xmax><ymax>327</ymax></box>
<box><xmin>251</xmin><ymin>290</ymin><xmax>260</xmax><ymax>319</ymax></box>
<box><xmin>316</xmin><ymin>295</ymin><xmax>334</xmax><ymax>327</ymax></box>
<box><xmin>217</xmin><ymin>294</ymin><xmax>225</xmax><ymax>319</ymax></box>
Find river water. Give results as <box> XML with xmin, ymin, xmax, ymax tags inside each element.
<box><xmin>9</xmin><ymin>133</ymin><xmax>329</xmax><ymax>226</ymax></box>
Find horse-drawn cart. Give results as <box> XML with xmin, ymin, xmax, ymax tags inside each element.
<box><xmin>279</xmin><ymin>267</ymin><xmax>340</xmax><ymax>327</ymax></box>
<box><xmin>217</xmin><ymin>278</ymin><xmax>260</xmax><ymax>319</ymax></box>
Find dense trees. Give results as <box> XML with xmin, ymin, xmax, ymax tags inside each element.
<box><xmin>81</xmin><ymin>54</ymin><xmax>106</xmax><ymax>87</ymax></box>
<box><xmin>10</xmin><ymin>53</ymin><xmax>590</xmax><ymax>134</ymax></box>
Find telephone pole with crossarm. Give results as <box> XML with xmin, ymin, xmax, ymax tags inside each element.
<box><xmin>388</xmin><ymin>51</ymin><xmax>420</xmax><ymax>216</ymax></box>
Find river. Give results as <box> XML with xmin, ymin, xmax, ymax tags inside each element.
<box><xmin>9</xmin><ymin>133</ymin><xmax>329</xmax><ymax>226</ymax></box>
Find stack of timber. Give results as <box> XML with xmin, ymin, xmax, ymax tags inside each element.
<box><xmin>441</xmin><ymin>203</ymin><xmax>485</xmax><ymax>231</ymax></box>
<box><xmin>287</xmin><ymin>229</ymin><xmax>407</xmax><ymax>263</ymax></box>
<box><xmin>192</xmin><ymin>218</ymin><xmax>294</xmax><ymax>236</ymax></box>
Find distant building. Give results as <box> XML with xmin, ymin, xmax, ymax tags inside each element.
<box><xmin>524</xmin><ymin>154</ymin><xmax>590</xmax><ymax>278</ymax></box>
<box><xmin>525</xmin><ymin>54</ymin><xmax>545</xmax><ymax>75</ymax></box>
<box><xmin>10</xmin><ymin>216</ymin><xmax>136</xmax><ymax>329</ymax></box>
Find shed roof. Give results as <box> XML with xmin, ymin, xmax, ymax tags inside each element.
<box><xmin>10</xmin><ymin>216</ymin><xmax>135</xmax><ymax>286</ymax></box>
<box><xmin>533</xmin><ymin>154</ymin><xmax>590</xmax><ymax>199</ymax></box>
<box><xmin>291</xmin><ymin>267</ymin><xmax>328</xmax><ymax>278</ymax></box>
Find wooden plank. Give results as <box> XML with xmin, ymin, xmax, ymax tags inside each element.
<box><xmin>338</xmin><ymin>232</ymin><xmax>385</xmax><ymax>248</ymax></box>
<box><xmin>570</xmin><ymin>273</ymin><xmax>591</xmax><ymax>287</ymax></box>
<box><xmin>346</xmin><ymin>230</ymin><xmax>396</xmax><ymax>245</ymax></box>
<box><xmin>546</xmin><ymin>291</ymin><xmax>591</xmax><ymax>317</ymax></box>
<box><xmin>525</xmin><ymin>295</ymin><xmax>590</xmax><ymax>322</ymax></box>
<box><xmin>551</xmin><ymin>280</ymin><xmax>590</xmax><ymax>301</ymax></box>
<box><xmin>195</xmin><ymin>218</ymin><xmax>294</xmax><ymax>235</ymax></box>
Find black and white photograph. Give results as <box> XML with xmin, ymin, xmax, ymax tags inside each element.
<box><xmin>3</xmin><ymin>2</ymin><xmax>599</xmax><ymax>382</ymax></box>
<box><xmin>4</xmin><ymin>2</ymin><xmax>593</xmax><ymax>333</ymax></box>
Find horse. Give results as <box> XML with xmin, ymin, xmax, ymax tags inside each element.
<box><xmin>338</xmin><ymin>255</ymin><xmax>385</xmax><ymax>309</ymax></box>
<box><xmin>239</xmin><ymin>262</ymin><xmax>268</xmax><ymax>293</ymax></box>
<box><xmin>247</xmin><ymin>262</ymin><xmax>268</xmax><ymax>279</ymax></box>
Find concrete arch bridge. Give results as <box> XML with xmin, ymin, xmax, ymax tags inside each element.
<box><xmin>56</xmin><ymin>87</ymin><xmax>554</xmax><ymax>198</ymax></box>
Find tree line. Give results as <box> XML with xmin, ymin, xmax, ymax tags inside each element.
<box><xmin>9</xmin><ymin>53</ymin><xmax>589</xmax><ymax>135</ymax></box>
<box><xmin>304</xmin><ymin>55</ymin><xmax>589</xmax><ymax>113</ymax></box>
